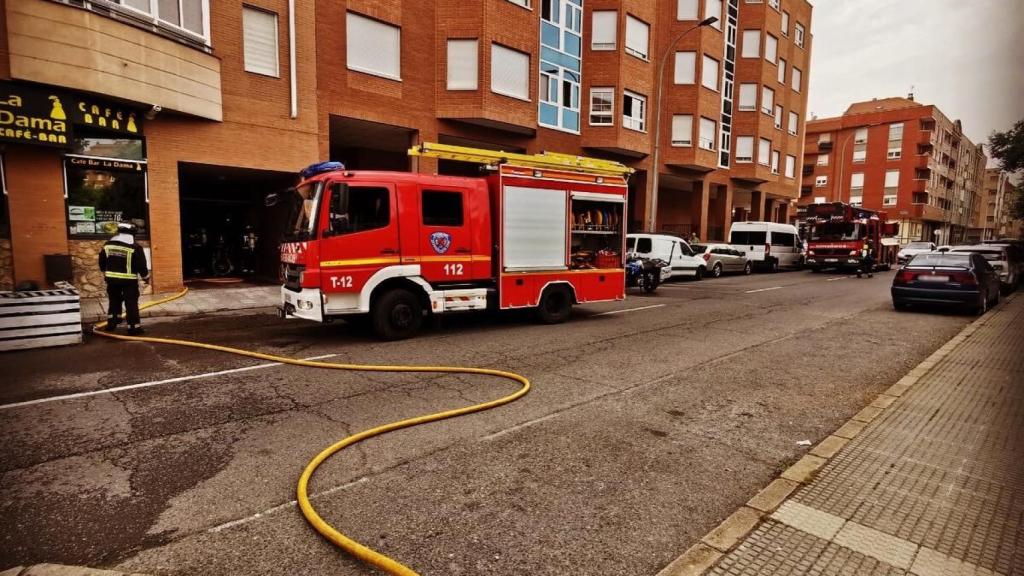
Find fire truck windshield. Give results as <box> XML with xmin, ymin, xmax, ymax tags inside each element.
<box><xmin>288</xmin><ymin>181</ymin><xmax>323</xmax><ymax>240</ymax></box>
<box><xmin>810</xmin><ymin>222</ymin><xmax>863</xmax><ymax>242</ymax></box>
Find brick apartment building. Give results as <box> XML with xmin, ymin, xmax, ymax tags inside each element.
<box><xmin>968</xmin><ymin>169</ymin><xmax>1022</xmax><ymax>242</ymax></box>
<box><xmin>799</xmin><ymin>97</ymin><xmax>987</xmax><ymax>245</ymax></box>
<box><xmin>1</xmin><ymin>0</ymin><xmax>813</xmax><ymax>294</ymax></box>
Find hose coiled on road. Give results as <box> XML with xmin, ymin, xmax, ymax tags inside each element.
<box><xmin>93</xmin><ymin>287</ymin><xmax>531</xmax><ymax>575</ymax></box>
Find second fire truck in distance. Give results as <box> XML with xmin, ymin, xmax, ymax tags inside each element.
<box><xmin>803</xmin><ymin>202</ymin><xmax>900</xmax><ymax>273</ymax></box>
<box><xmin>276</xmin><ymin>143</ymin><xmax>633</xmax><ymax>339</ymax></box>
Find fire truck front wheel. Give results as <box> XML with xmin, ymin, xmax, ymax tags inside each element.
<box><xmin>536</xmin><ymin>285</ymin><xmax>573</xmax><ymax>324</ymax></box>
<box><xmin>371</xmin><ymin>288</ymin><xmax>424</xmax><ymax>340</ymax></box>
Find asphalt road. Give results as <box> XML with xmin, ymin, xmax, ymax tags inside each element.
<box><xmin>0</xmin><ymin>270</ymin><xmax>976</xmax><ymax>575</ymax></box>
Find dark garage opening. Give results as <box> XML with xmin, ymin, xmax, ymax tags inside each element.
<box><xmin>178</xmin><ymin>162</ymin><xmax>298</xmax><ymax>285</ymax></box>
<box><xmin>329</xmin><ymin>115</ymin><xmax>416</xmax><ymax>171</ymax></box>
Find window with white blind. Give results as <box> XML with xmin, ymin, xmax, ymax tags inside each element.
<box><xmin>761</xmin><ymin>86</ymin><xmax>774</xmax><ymax>115</ymax></box>
<box><xmin>795</xmin><ymin>23</ymin><xmax>805</xmax><ymax>47</ymax></box>
<box><xmin>735</xmin><ymin>136</ymin><xmax>754</xmax><ymax>162</ymax></box>
<box><xmin>777</xmin><ymin>58</ymin><xmax>786</xmax><ymax>84</ymax></box>
<box><xmin>446</xmin><ymin>39</ymin><xmax>478</xmax><ymax>90</ymax></box>
<box><xmin>243</xmin><ymin>6</ymin><xmax>279</xmax><ymax>77</ymax></box>
<box><xmin>781</xmin><ymin>11</ymin><xmax>790</xmax><ymax>36</ymax></box>
<box><xmin>792</xmin><ymin>67</ymin><xmax>802</xmax><ymax>92</ymax></box>
<box><xmin>765</xmin><ymin>34</ymin><xmax>778</xmax><ymax>64</ymax></box>
<box><xmin>678</xmin><ymin>0</ymin><xmax>699</xmax><ymax>20</ymax></box>
<box><xmin>347</xmin><ymin>12</ymin><xmax>401</xmax><ymax>80</ymax></box>
<box><xmin>738</xmin><ymin>84</ymin><xmax>756</xmax><ymax>111</ymax></box>
<box><xmin>885</xmin><ymin>169</ymin><xmax>900</xmax><ymax>191</ymax></box>
<box><xmin>788</xmin><ymin>111</ymin><xmax>799</xmax><ymax>135</ymax></box>
<box><xmin>758</xmin><ymin>138</ymin><xmax>771</xmax><ymax>165</ymax></box>
<box><xmin>589</xmin><ymin>87</ymin><xmax>614</xmax><ymax>125</ymax></box>
<box><xmin>817</xmin><ymin>154</ymin><xmax>828</xmax><ymax>166</ymax></box>
<box><xmin>816</xmin><ymin>175</ymin><xmax>828</xmax><ymax>187</ymax></box>
<box><xmin>672</xmin><ymin>115</ymin><xmax>693</xmax><ymax>146</ymax></box>
<box><xmin>625</xmin><ymin>15</ymin><xmax>650</xmax><ymax>59</ymax></box>
<box><xmin>887</xmin><ymin>122</ymin><xmax>904</xmax><ymax>159</ymax></box>
<box><xmin>854</xmin><ymin>128</ymin><xmax>868</xmax><ymax>143</ymax></box>
<box><xmin>851</xmin><ymin>172</ymin><xmax>865</xmax><ymax>192</ymax></box>
<box><xmin>701</xmin><ymin>55</ymin><xmax>720</xmax><ymax>90</ymax></box>
<box><xmin>699</xmin><ymin>117</ymin><xmax>716</xmax><ymax>150</ymax></box>
<box><xmin>814</xmin><ymin>195</ymin><xmax>826</xmax><ymax>204</ymax></box>
<box><xmin>785</xmin><ymin>154</ymin><xmax>796</xmax><ymax>178</ymax></box>
<box><xmin>853</xmin><ymin>127</ymin><xmax>868</xmax><ymax>162</ymax></box>
<box><xmin>850</xmin><ymin>195</ymin><xmax>863</xmax><ymax>206</ymax></box>
<box><xmin>491</xmin><ymin>44</ymin><xmax>529</xmax><ymax>100</ymax></box>
<box><xmin>705</xmin><ymin>0</ymin><xmax>722</xmax><ymax>29</ymax></box>
<box><xmin>774</xmin><ymin>104</ymin><xmax>783</xmax><ymax>129</ymax></box>
<box><xmin>741</xmin><ymin>30</ymin><xmax>760</xmax><ymax>58</ymax></box>
<box><xmin>771</xmin><ymin>150</ymin><xmax>780</xmax><ymax>174</ymax></box>
<box><xmin>883</xmin><ymin>195</ymin><xmax>897</xmax><ymax>206</ymax></box>
<box><xmin>623</xmin><ymin>90</ymin><xmax>646</xmax><ymax>131</ymax></box>
<box><xmin>592</xmin><ymin>11</ymin><xmax>617</xmax><ymax>50</ymax></box>
<box><xmin>675</xmin><ymin>52</ymin><xmax>696</xmax><ymax>84</ymax></box>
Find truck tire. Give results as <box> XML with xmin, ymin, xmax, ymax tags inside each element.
<box><xmin>371</xmin><ymin>288</ymin><xmax>424</xmax><ymax>340</ymax></box>
<box><xmin>536</xmin><ymin>285</ymin><xmax>573</xmax><ymax>324</ymax></box>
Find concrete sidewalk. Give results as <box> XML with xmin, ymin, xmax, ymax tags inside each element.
<box><xmin>80</xmin><ymin>284</ymin><xmax>280</xmax><ymax>324</ymax></box>
<box><xmin>663</xmin><ymin>295</ymin><xmax>1024</xmax><ymax>576</ymax></box>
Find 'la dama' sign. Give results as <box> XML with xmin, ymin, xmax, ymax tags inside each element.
<box><xmin>0</xmin><ymin>87</ymin><xmax>69</xmax><ymax>147</ymax></box>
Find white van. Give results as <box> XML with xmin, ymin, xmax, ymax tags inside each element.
<box><xmin>728</xmin><ymin>222</ymin><xmax>803</xmax><ymax>272</ymax></box>
<box><xmin>627</xmin><ymin>234</ymin><xmax>706</xmax><ymax>280</ymax></box>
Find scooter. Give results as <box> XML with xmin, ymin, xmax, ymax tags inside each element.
<box><xmin>626</xmin><ymin>256</ymin><xmax>668</xmax><ymax>294</ymax></box>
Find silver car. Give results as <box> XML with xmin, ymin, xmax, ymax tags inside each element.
<box><xmin>691</xmin><ymin>243</ymin><xmax>752</xmax><ymax>277</ymax></box>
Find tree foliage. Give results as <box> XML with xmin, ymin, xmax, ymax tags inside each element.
<box><xmin>989</xmin><ymin>120</ymin><xmax>1024</xmax><ymax>220</ymax></box>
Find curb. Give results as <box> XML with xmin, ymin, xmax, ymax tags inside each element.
<box><xmin>654</xmin><ymin>294</ymin><xmax>1014</xmax><ymax>576</ymax></box>
<box><xmin>0</xmin><ymin>565</ymin><xmax>151</xmax><ymax>576</ymax></box>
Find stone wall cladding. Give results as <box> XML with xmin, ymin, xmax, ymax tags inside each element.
<box><xmin>69</xmin><ymin>239</ymin><xmax>152</xmax><ymax>297</ymax></box>
<box><xmin>0</xmin><ymin>238</ymin><xmax>13</xmax><ymax>290</ymax></box>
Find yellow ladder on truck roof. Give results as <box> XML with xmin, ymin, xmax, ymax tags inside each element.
<box><xmin>409</xmin><ymin>142</ymin><xmax>635</xmax><ymax>178</ymax></box>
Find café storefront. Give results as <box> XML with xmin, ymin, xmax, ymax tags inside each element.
<box><xmin>0</xmin><ymin>80</ymin><xmax>148</xmax><ymax>295</ymax></box>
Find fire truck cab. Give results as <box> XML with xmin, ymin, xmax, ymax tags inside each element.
<box><xmin>804</xmin><ymin>202</ymin><xmax>900</xmax><ymax>272</ymax></box>
<box><xmin>278</xmin><ymin>143</ymin><xmax>633</xmax><ymax>339</ymax></box>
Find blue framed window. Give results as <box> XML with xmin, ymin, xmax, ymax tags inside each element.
<box><xmin>538</xmin><ymin>0</ymin><xmax>582</xmax><ymax>133</ymax></box>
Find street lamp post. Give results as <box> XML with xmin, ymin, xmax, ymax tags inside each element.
<box><xmin>647</xmin><ymin>16</ymin><xmax>718</xmax><ymax>234</ymax></box>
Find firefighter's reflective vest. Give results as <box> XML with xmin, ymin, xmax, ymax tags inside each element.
<box><xmin>99</xmin><ymin>239</ymin><xmax>148</xmax><ymax>282</ymax></box>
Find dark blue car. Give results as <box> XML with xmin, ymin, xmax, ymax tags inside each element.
<box><xmin>891</xmin><ymin>252</ymin><xmax>1001</xmax><ymax>314</ymax></box>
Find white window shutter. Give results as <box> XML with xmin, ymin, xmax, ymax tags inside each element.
<box><xmin>491</xmin><ymin>44</ymin><xmax>529</xmax><ymax>100</ymax></box>
<box><xmin>736</xmin><ymin>136</ymin><xmax>753</xmax><ymax>159</ymax></box>
<box><xmin>742</xmin><ymin>30</ymin><xmax>760</xmax><ymax>58</ymax></box>
<box><xmin>447</xmin><ymin>39</ymin><xmax>478</xmax><ymax>90</ymax></box>
<box><xmin>758</xmin><ymin>138</ymin><xmax>771</xmax><ymax>164</ymax></box>
<box><xmin>592</xmin><ymin>11</ymin><xmax>617</xmax><ymax>49</ymax></box>
<box><xmin>785</xmin><ymin>155</ymin><xmax>796</xmax><ymax>178</ymax></box>
<box><xmin>677</xmin><ymin>0</ymin><xmax>699</xmax><ymax>20</ymax></box>
<box><xmin>739</xmin><ymin>84</ymin><xmax>756</xmax><ymax>109</ymax></box>
<box><xmin>243</xmin><ymin>7</ymin><xmax>279</xmax><ymax>77</ymax></box>
<box><xmin>672</xmin><ymin>115</ymin><xmax>693</xmax><ymax>145</ymax></box>
<box><xmin>851</xmin><ymin>173</ymin><xmax>865</xmax><ymax>188</ymax></box>
<box><xmin>701</xmin><ymin>55</ymin><xmax>719</xmax><ymax>90</ymax></box>
<box><xmin>625</xmin><ymin>15</ymin><xmax>649</xmax><ymax>58</ymax></box>
<box><xmin>674</xmin><ymin>52</ymin><xmax>696</xmax><ymax>84</ymax></box>
<box><xmin>347</xmin><ymin>12</ymin><xmax>401</xmax><ymax>79</ymax></box>
<box><xmin>765</xmin><ymin>34</ymin><xmax>778</xmax><ymax>63</ymax></box>
<box><xmin>885</xmin><ymin>170</ymin><xmax>900</xmax><ymax>187</ymax></box>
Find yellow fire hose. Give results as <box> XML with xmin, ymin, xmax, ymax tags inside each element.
<box><xmin>93</xmin><ymin>287</ymin><xmax>531</xmax><ymax>575</ymax></box>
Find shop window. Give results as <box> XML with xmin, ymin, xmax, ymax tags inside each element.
<box><xmin>65</xmin><ymin>161</ymin><xmax>149</xmax><ymax>238</ymax></box>
<box><xmin>327</xmin><ymin>185</ymin><xmax>390</xmax><ymax>235</ymax></box>
<box><xmin>422</xmin><ymin>190</ymin><xmax>463</xmax><ymax>227</ymax></box>
<box><xmin>0</xmin><ymin>155</ymin><xmax>8</xmax><ymax>238</ymax></box>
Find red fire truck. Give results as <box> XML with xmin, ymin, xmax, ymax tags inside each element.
<box><xmin>276</xmin><ymin>143</ymin><xmax>633</xmax><ymax>339</ymax></box>
<box><xmin>803</xmin><ymin>202</ymin><xmax>900</xmax><ymax>272</ymax></box>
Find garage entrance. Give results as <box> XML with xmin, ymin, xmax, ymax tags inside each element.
<box><xmin>178</xmin><ymin>163</ymin><xmax>297</xmax><ymax>285</ymax></box>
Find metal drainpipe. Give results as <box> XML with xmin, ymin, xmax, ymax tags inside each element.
<box><xmin>289</xmin><ymin>0</ymin><xmax>298</xmax><ymax>119</ymax></box>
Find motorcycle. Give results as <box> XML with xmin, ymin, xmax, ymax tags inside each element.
<box><xmin>625</xmin><ymin>256</ymin><xmax>668</xmax><ymax>294</ymax></box>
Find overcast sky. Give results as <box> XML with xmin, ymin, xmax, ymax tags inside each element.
<box><xmin>807</xmin><ymin>0</ymin><xmax>1024</xmax><ymax>154</ymax></box>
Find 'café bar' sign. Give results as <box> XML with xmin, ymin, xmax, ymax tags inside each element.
<box><xmin>0</xmin><ymin>81</ymin><xmax>142</xmax><ymax>148</ymax></box>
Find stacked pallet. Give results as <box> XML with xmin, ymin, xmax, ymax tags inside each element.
<box><xmin>0</xmin><ymin>286</ymin><xmax>83</xmax><ymax>352</ymax></box>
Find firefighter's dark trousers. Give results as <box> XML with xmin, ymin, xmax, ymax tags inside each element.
<box><xmin>106</xmin><ymin>281</ymin><xmax>141</xmax><ymax>326</ymax></box>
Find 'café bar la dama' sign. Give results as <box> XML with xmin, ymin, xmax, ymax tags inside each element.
<box><xmin>0</xmin><ymin>81</ymin><xmax>141</xmax><ymax>148</ymax></box>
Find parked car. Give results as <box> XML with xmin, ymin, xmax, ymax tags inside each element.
<box><xmin>690</xmin><ymin>243</ymin><xmax>752</xmax><ymax>277</ymax></box>
<box><xmin>627</xmin><ymin>234</ymin><xmax>705</xmax><ymax>280</ymax></box>
<box><xmin>727</xmin><ymin>222</ymin><xmax>802</xmax><ymax>272</ymax></box>
<box><xmin>897</xmin><ymin>241</ymin><xmax>935</xmax><ymax>265</ymax></box>
<box><xmin>949</xmin><ymin>244</ymin><xmax>1020</xmax><ymax>294</ymax></box>
<box><xmin>892</xmin><ymin>252</ymin><xmax>1000</xmax><ymax>314</ymax></box>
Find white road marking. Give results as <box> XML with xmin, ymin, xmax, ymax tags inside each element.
<box><xmin>594</xmin><ymin>304</ymin><xmax>666</xmax><ymax>316</ymax></box>
<box><xmin>0</xmin><ymin>353</ymin><xmax>339</xmax><ymax>411</ymax></box>
<box><xmin>208</xmin><ymin>477</ymin><xmax>369</xmax><ymax>533</ymax></box>
<box><xmin>827</xmin><ymin>276</ymin><xmax>851</xmax><ymax>282</ymax></box>
<box><xmin>744</xmin><ymin>286</ymin><xmax>783</xmax><ymax>294</ymax></box>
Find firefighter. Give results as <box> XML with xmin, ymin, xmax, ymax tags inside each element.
<box><xmin>856</xmin><ymin>238</ymin><xmax>875</xmax><ymax>279</ymax></box>
<box><xmin>99</xmin><ymin>222</ymin><xmax>150</xmax><ymax>334</ymax></box>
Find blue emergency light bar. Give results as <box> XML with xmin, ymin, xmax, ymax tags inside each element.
<box><xmin>300</xmin><ymin>161</ymin><xmax>345</xmax><ymax>179</ymax></box>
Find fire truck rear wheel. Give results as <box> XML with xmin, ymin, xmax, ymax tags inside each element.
<box><xmin>372</xmin><ymin>289</ymin><xmax>424</xmax><ymax>340</ymax></box>
<box><xmin>536</xmin><ymin>286</ymin><xmax>573</xmax><ymax>324</ymax></box>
